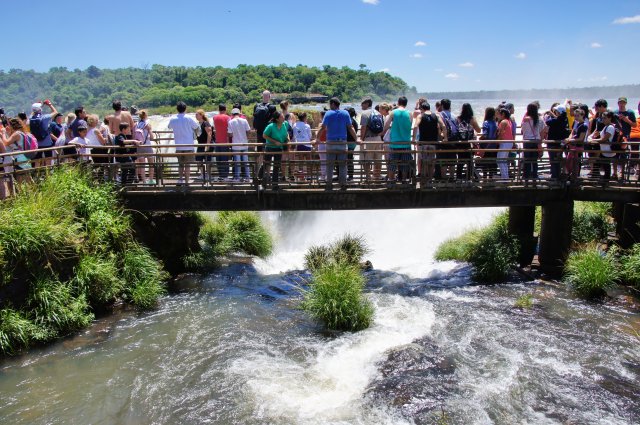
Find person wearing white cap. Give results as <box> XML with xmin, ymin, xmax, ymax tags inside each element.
<box><xmin>228</xmin><ymin>108</ymin><xmax>251</xmax><ymax>181</ymax></box>
<box><xmin>30</xmin><ymin>99</ymin><xmax>58</xmax><ymax>167</ymax></box>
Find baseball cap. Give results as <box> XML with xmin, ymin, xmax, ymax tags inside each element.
<box><xmin>231</xmin><ymin>108</ymin><xmax>241</xmax><ymax>115</ymax></box>
<box><xmin>554</xmin><ymin>105</ymin><xmax>566</xmax><ymax>114</ymax></box>
<box><xmin>618</xmin><ymin>97</ymin><xmax>628</xmax><ymax>103</ymax></box>
<box><xmin>31</xmin><ymin>102</ymin><xmax>42</xmax><ymax>112</ymax></box>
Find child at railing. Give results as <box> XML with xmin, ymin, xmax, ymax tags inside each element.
<box><xmin>293</xmin><ymin>112</ymin><xmax>312</xmax><ymax>180</ymax></box>
<box><xmin>114</xmin><ymin>122</ymin><xmax>140</xmax><ymax>185</ymax></box>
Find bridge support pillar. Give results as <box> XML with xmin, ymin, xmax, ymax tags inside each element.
<box><xmin>614</xmin><ymin>202</ymin><xmax>640</xmax><ymax>249</ymax></box>
<box><xmin>508</xmin><ymin>206</ymin><xmax>536</xmax><ymax>267</ymax></box>
<box><xmin>538</xmin><ymin>201</ymin><xmax>573</xmax><ymax>277</ymax></box>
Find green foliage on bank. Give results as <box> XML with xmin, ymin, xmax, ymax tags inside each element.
<box><xmin>572</xmin><ymin>202</ymin><xmax>613</xmax><ymax>245</ymax></box>
<box><xmin>0</xmin><ymin>167</ymin><xmax>168</xmax><ymax>356</ymax></box>
<box><xmin>301</xmin><ymin>235</ymin><xmax>373</xmax><ymax>332</ymax></box>
<box><xmin>0</xmin><ymin>65</ymin><xmax>412</xmax><ymax>116</ymax></box>
<box><xmin>434</xmin><ymin>212</ymin><xmax>519</xmax><ymax>282</ymax></box>
<box><xmin>564</xmin><ymin>246</ymin><xmax>619</xmax><ymax>298</ymax></box>
<box><xmin>184</xmin><ymin>211</ymin><xmax>274</xmax><ymax>270</ymax></box>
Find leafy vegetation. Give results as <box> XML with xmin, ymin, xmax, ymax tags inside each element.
<box><xmin>185</xmin><ymin>212</ymin><xmax>274</xmax><ymax>270</ymax></box>
<box><xmin>0</xmin><ymin>166</ymin><xmax>168</xmax><ymax>355</ymax></box>
<box><xmin>514</xmin><ymin>294</ymin><xmax>534</xmax><ymax>309</ymax></box>
<box><xmin>434</xmin><ymin>229</ymin><xmax>483</xmax><ymax>262</ymax></box>
<box><xmin>0</xmin><ymin>65</ymin><xmax>412</xmax><ymax>116</ymax></box>
<box><xmin>304</xmin><ymin>234</ymin><xmax>369</xmax><ymax>272</ymax></box>
<box><xmin>301</xmin><ymin>262</ymin><xmax>374</xmax><ymax>332</ymax></box>
<box><xmin>564</xmin><ymin>247</ymin><xmax>619</xmax><ymax>298</ymax></box>
<box><xmin>620</xmin><ymin>244</ymin><xmax>640</xmax><ymax>289</ymax></box>
<box><xmin>301</xmin><ymin>235</ymin><xmax>373</xmax><ymax>332</ymax></box>
<box><xmin>572</xmin><ymin>202</ymin><xmax>613</xmax><ymax>245</ymax></box>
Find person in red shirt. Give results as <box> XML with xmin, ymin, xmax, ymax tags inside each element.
<box><xmin>213</xmin><ymin>104</ymin><xmax>231</xmax><ymax>180</ymax></box>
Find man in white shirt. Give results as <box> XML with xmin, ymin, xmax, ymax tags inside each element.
<box><xmin>228</xmin><ymin>108</ymin><xmax>251</xmax><ymax>181</ymax></box>
<box><xmin>168</xmin><ymin>101</ymin><xmax>199</xmax><ymax>185</ymax></box>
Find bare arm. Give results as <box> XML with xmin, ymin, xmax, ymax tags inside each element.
<box><xmin>471</xmin><ymin>117</ymin><xmax>481</xmax><ymax>133</ymax></box>
<box><xmin>412</xmin><ymin>115</ymin><xmax>421</xmax><ymax>142</ymax></box>
<box><xmin>347</xmin><ymin>125</ymin><xmax>357</xmax><ymax>142</ymax></box>
<box><xmin>381</xmin><ymin>111</ymin><xmax>394</xmax><ymax>136</ymax></box>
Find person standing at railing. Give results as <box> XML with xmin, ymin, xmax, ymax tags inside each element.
<box><xmin>228</xmin><ymin>108</ymin><xmax>251</xmax><ymax>182</ymax></box>
<box><xmin>29</xmin><ymin>100</ymin><xmax>58</xmax><ymax>168</ymax></box>
<box><xmin>456</xmin><ymin>103</ymin><xmax>481</xmax><ymax>180</ymax></box>
<box><xmin>48</xmin><ymin>113</ymin><xmax>64</xmax><ymax>148</ymax></box>
<box><xmin>613</xmin><ymin>97</ymin><xmax>637</xmax><ymax>179</ymax></box>
<box><xmin>106</xmin><ymin>101</ymin><xmax>135</xmax><ymax>137</ymax></box>
<box><xmin>497</xmin><ymin>108</ymin><xmax>513</xmax><ymax>179</ymax></box>
<box><xmin>262</xmin><ymin>112</ymin><xmax>289</xmax><ymax>190</ymax></box>
<box><xmin>412</xmin><ymin>101</ymin><xmax>445</xmax><ymax>183</ymax></box>
<box><xmin>213</xmin><ymin>104</ymin><xmax>232</xmax><ymax>181</ymax></box>
<box><xmin>135</xmin><ymin>110</ymin><xmax>156</xmax><ymax>185</ymax></box>
<box><xmin>588</xmin><ymin>111</ymin><xmax>617</xmax><ymax>181</ymax></box>
<box><xmin>382</xmin><ymin>96</ymin><xmax>413</xmax><ymax>184</ymax></box>
<box><xmin>321</xmin><ymin>97</ymin><xmax>357</xmax><ymax>191</ymax></box>
<box><xmin>478</xmin><ymin>107</ymin><xmax>498</xmax><ymax>179</ymax></box>
<box><xmin>113</xmin><ymin>122</ymin><xmax>139</xmax><ymax>185</ymax></box>
<box><xmin>545</xmin><ymin>105</ymin><xmax>571</xmax><ymax>180</ymax></box>
<box><xmin>293</xmin><ymin>112</ymin><xmax>312</xmax><ymax>180</ymax></box>
<box><xmin>587</xmin><ymin>99</ymin><xmax>608</xmax><ymax>178</ymax></box>
<box><xmin>195</xmin><ymin>109</ymin><xmax>212</xmax><ymax>183</ymax></box>
<box><xmin>630</xmin><ymin>102</ymin><xmax>640</xmax><ymax>178</ymax></box>
<box><xmin>253</xmin><ymin>91</ymin><xmax>277</xmax><ymax>183</ymax></box>
<box><xmin>168</xmin><ymin>101</ymin><xmax>200</xmax><ymax>185</ymax></box>
<box><xmin>0</xmin><ymin>118</ymin><xmax>33</xmax><ymax>184</ymax></box>
<box><xmin>565</xmin><ymin>108</ymin><xmax>588</xmax><ymax>181</ymax></box>
<box><xmin>359</xmin><ymin>98</ymin><xmax>384</xmax><ymax>181</ymax></box>
<box><xmin>345</xmin><ymin>107</ymin><xmax>359</xmax><ymax>181</ymax></box>
<box><xmin>521</xmin><ymin>103</ymin><xmax>544</xmax><ymax>181</ymax></box>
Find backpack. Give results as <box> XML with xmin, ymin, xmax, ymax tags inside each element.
<box><xmin>134</xmin><ymin>122</ymin><xmax>148</xmax><ymax>145</ymax></box>
<box><xmin>21</xmin><ymin>132</ymin><xmax>39</xmax><ymax>159</ymax></box>
<box><xmin>29</xmin><ymin>114</ymin><xmax>49</xmax><ymax>142</ymax></box>
<box><xmin>253</xmin><ymin>103</ymin><xmax>273</xmax><ymax>132</ymax></box>
<box><xmin>610</xmin><ymin>124</ymin><xmax>627</xmax><ymax>151</ymax></box>
<box><xmin>457</xmin><ymin>119</ymin><xmax>474</xmax><ymax>142</ymax></box>
<box><xmin>441</xmin><ymin>112</ymin><xmax>459</xmax><ymax>141</ymax></box>
<box><xmin>367</xmin><ymin>110</ymin><xmax>385</xmax><ymax>135</ymax></box>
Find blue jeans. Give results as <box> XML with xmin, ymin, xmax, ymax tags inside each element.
<box><xmin>215</xmin><ymin>145</ymin><xmax>230</xmax><ymax>178</ymax></box>
<box><xmin>233</xmin><ymin>151</ymin><xmax>250</xmax><ymax>179</ymax></box>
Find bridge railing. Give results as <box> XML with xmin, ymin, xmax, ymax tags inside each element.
<box><xmin>1</xmin><ymin>137</ymin><xmax>639</xmax><ymax>197</ymax></box>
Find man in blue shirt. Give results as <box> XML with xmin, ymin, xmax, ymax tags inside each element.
<box><xmin>320</xmin><ymin>97</ymin><xmax>358</xmax><ymax>190</ymax></box>
<box><xmin>30</xmin><ymin>100</ymin><xmax>58</xmax><ymax>166</ymax></box>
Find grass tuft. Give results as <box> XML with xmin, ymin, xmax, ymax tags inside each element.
<box><xmin>217</xmin><ymin>211</ymin><xmax>274</xmax><ymax>258</ymax></box>
<box><xmin>564</xmin><ymin>246</ymin><xmax>619</xmax><ymax>298</ymax></box>
<box><xmin>434</xmin><ymin>229</ymin><xmax>483</xmax><ymax>262</ymax></box>
<box><xmin>73</xmin><ymin>254</ymin><xmax>123</xmax><ymax>305</ymax></box>
<box><xmin>514</xmin><ymin>293</ymin><xmax>534</xmax><ymax>309</ymax></box>
<box><xmin>304</xmin><ymin>234</ymin><xmax>369</xmax><ymax>272</ymax></box>
<box><xmin>620</xmin><ymin>244</ymin><xmax>640</xmax><ymax>289</ymax></box>
<box><xmin>119</xmin><ymin>243</ymin><xmax>168</xmax><ymax>310</ymax></box>
<box><xmin>301</xmin><ymin>262</ymin><xmax>374</xmax><ymax>332</ymax></box>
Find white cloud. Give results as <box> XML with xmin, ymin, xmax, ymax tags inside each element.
<box><xmin>414</xmin><ymin>41</ymin><xmax>427</xmax><ymax>47</ymax></box>
<box><xmin>613</xmin><ymin>15</ymin><xmax>640</xmax><ymax>24</ymax></box>
<box><xmin>459</xmin><ymin>62</ymin><xmax>474</xmax><ymax>68</ymax></box>
<box><xmin>514</xmin><ymin>52</ymin><xmax>527</xmax><ymax>60</ymax></box>
<box><xmin>445</xmin><ymin>73</ymin><xmax>460</xmax><ymax>80</ymax></box>
<box><xmin>379</xmin><ymin>68</ymin><xmax>390</xmax><ymax>73</ymax></box>
<box><xmin>409</xmin><ymin>53</ymin><xmax>423</xmax><ymax>59</ymax></box>
<box><xmin>591</xmin><ymin>42</ymin><xmax>602</xmax><ymax>48</ymax></box>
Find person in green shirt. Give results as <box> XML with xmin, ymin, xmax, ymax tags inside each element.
<box><xmin>382</xmin><ymin>96</ymin><xmax>413</xmax><ymax>183</ymax></box>
<box><xmin>262</xmin><ymin>112</ymin><xmax>289</xmax><ymax>190</ymax></box>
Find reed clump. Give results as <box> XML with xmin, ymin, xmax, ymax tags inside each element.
<box><xmin>0</xmin><ymin>166</ymin><xmax>168</xmax><ymax>356</ymax></box>
<box><xmin>301</xmin><ymin>235</ymin><xmax>373</xmax><ymax>332</ymax></box>
<box><xmin>564</xmin><ymin>246</ymin><xmax>619</xmax><ymax>298</ymax></box>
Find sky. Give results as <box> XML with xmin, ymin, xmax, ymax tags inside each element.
<box><xmin>3</xmin><ymin>0</ymin><xmax>640</xmax><ymax>92</ymax></box>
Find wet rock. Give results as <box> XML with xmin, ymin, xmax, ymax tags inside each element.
<box><xmin>365</xmin><ymin>337</ymin><xmax>457</xmax><ymax>421</ymax></box>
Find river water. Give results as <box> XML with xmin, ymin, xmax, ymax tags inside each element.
<box><xmin>1</xmin><ymin>209</ymin><xmax>639</xmax><ymax>424</ymax></box>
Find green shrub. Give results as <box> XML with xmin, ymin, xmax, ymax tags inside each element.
<box><xmin>200</xmin><ymin>219</ymin><xmax>232</xmax><ymax>257</ymax></box>
<box><xmin>119</xmin><ymin>243</ymin><xmax>168</xmax><ymax>309</ymax></box>
<box><xmin>564</xmin><ymin>247</ymin><xmax>619</xmax><ymax>298</ymax></box>
<box><xmin>73</xmin><ymin>254</ymin><xmax>123</xmax><ymax>305</ymax></box>
<box><xmin>434</xmin><ymin>229</ymin><xmax>483</xmax><ymax>262</ymax></box>
<box><xmin>304</xmin><ymin>234</ymin><xmax>369</xmax><ymax>272</ymax></box>
<box><xmin>514</xmin><ymin>294</ymin><xmax>534</xmax><ymax>309</ymax></box>
<box><xmin>0</xmin><ymin>309</ymin><xmax>38</xmax><ymax>355</ymax></box>
<box><xmin>27</xmin><ymin>274</ymin><xmax>94</xmax><ymax>336</ymax></box>
<box><xmin>468</xmin><ymin>213</ymin><xmax>519</xmax><ymax>282</ymax></box>
<box><xmin>620</xmin><ymin>244</ymin><xmax>640</xmax><ymax>288</ymax></box>
<box><xmin>301</xmin><ymin>263</ymin><xmax>373</xmax><ymax>332</ymax></box>
<box><xmin>218</xmin><ymin>211</ymin><xmax>273</xmax><ymax>258</ymax></box>
<box><xmin>86</xmin><ymin>210</ymin><xmax>131</xmax><ymax>252</ymax></box>
<box><xmin>572</xmin><ymin>209</ymin><xmax>613</xmax><ymax>245</ymax></box>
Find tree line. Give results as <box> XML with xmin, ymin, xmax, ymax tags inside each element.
<box><xmin>0</xmin><ymin>64</ymin><xmax>413</xmax><ymax>115</ymax></box>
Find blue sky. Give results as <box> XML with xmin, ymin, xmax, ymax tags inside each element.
<box><xmin>4</xmin><ymin>0</ymin><xmax>639</xmax><ymax>92</ymax></box>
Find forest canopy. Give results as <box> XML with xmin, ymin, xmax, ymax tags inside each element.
<box><xmin>0</xmin><ymin>64</ymin><xmax>413</xmax><ymax>115</ymax></box>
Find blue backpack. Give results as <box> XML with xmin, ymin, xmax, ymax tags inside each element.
<box><xmin>441</xmin><ymin>111</ymin><xmax>460</xmax><ymax>141</ymax></box>
<box><xmin>367</xmin><ymin>110</ymin><xmax>384</xmax><ymax>135</ymax></box>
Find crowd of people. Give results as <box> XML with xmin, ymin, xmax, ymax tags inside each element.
<box><xmin>2</xmin><ymin>90</ymin><xmax>639</xmax><ymax>195</ymax></box>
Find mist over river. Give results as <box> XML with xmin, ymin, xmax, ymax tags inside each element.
<box><xmin>1</xmin><ymin>208</ymin><xmax>639</xmax><ymax>425</ymax></box>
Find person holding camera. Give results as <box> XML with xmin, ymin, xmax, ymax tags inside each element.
<box><xmin>30</xmin><ymin>99</ymin><xmax>58</xmax><ymax>167</ymax></box>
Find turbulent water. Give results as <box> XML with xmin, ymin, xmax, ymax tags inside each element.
<box><xmin>1</xmin><ymin>209</ymin><xmax>639</xmax><ymax>425</ymax></box>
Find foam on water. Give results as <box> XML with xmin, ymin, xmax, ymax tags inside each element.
<box><xmin>229</xmin><ymin>294</ymin><xmax>434</xmax><ymax>424</ymax></box>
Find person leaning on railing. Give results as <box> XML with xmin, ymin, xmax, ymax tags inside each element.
<box><xmin>262</xmin><ymin>111</ymin><xmax>289</xmax><ymax>190</ymax></box>
<box><xmin>587</xmin><ymin>110</ymin><xmax>617</xmax><ymax>181</ymax></box>
<box><xmin>544</xmin><ymin>105</ymin><xmax>571</xmax><ymax>180</ymax></box>
<box><xmin>629</xmin><ymin>101</ymin><xmax>640</xmax><ymax>177</ymax></box>
<box><xmin>0</xmin><ymin>118</ymin><xmax>33</xmax><ymax>183</ymax></box>
<box><xmin>382</xmin><ymin>97</ymin><xmax>412</xmax><ymax>184</ymax></box>
<box><xmin>521</xmin><ymin>103</ymin><xmax>544</xmax><ymax>181</ymax></box>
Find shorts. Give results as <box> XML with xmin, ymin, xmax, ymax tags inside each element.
<box><xmin>418</xmin><ymin>143</ymin><xmax>436</xmax><ymax>160</ymax></box>
<box><xmin>34</xmin><ymin>148</ymin><xmax>53</xmax><ymax>160</ymax></box>
<box><xmin>137</xmin><ymin>143</ymin><xmax>154</xmax><ymax>156</ymax></box>
<box><xmin>195</xmin><ymin>145</ymin><xmax>211</xmax><ymax>162</ymax></box>
<box><xmin>362</xmin><ymin>136</ymin><xmax>383</xmax><ymax>161</ymax></box>
<box><xmin>176</xmin><ymin>151</ymin><xmax>195</xmax><ymax>163</ymax></box>
<box><xmin>296</xmin><ymin>144</ymin><xmax>312</xmax><ymax>152</ymax></box>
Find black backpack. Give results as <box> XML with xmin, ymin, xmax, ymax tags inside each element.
<box><xmin>457</xmin><ymin>119</ymin><xmax>474</xmax><ymax>142</ymax></box>
<box><xmin>367</xmin><ymin>110</ymin><xmax>385</xmax><ymax>135</ymax></box>
<box><xmin>253</xmin><ymin>103</ymin><xmax>273</xmax><ymax>132</ymax></box>
<box><xmin>29</xmin><ymin>114</ymin><xmax>49</xmax><ymax>141</ymax></box>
